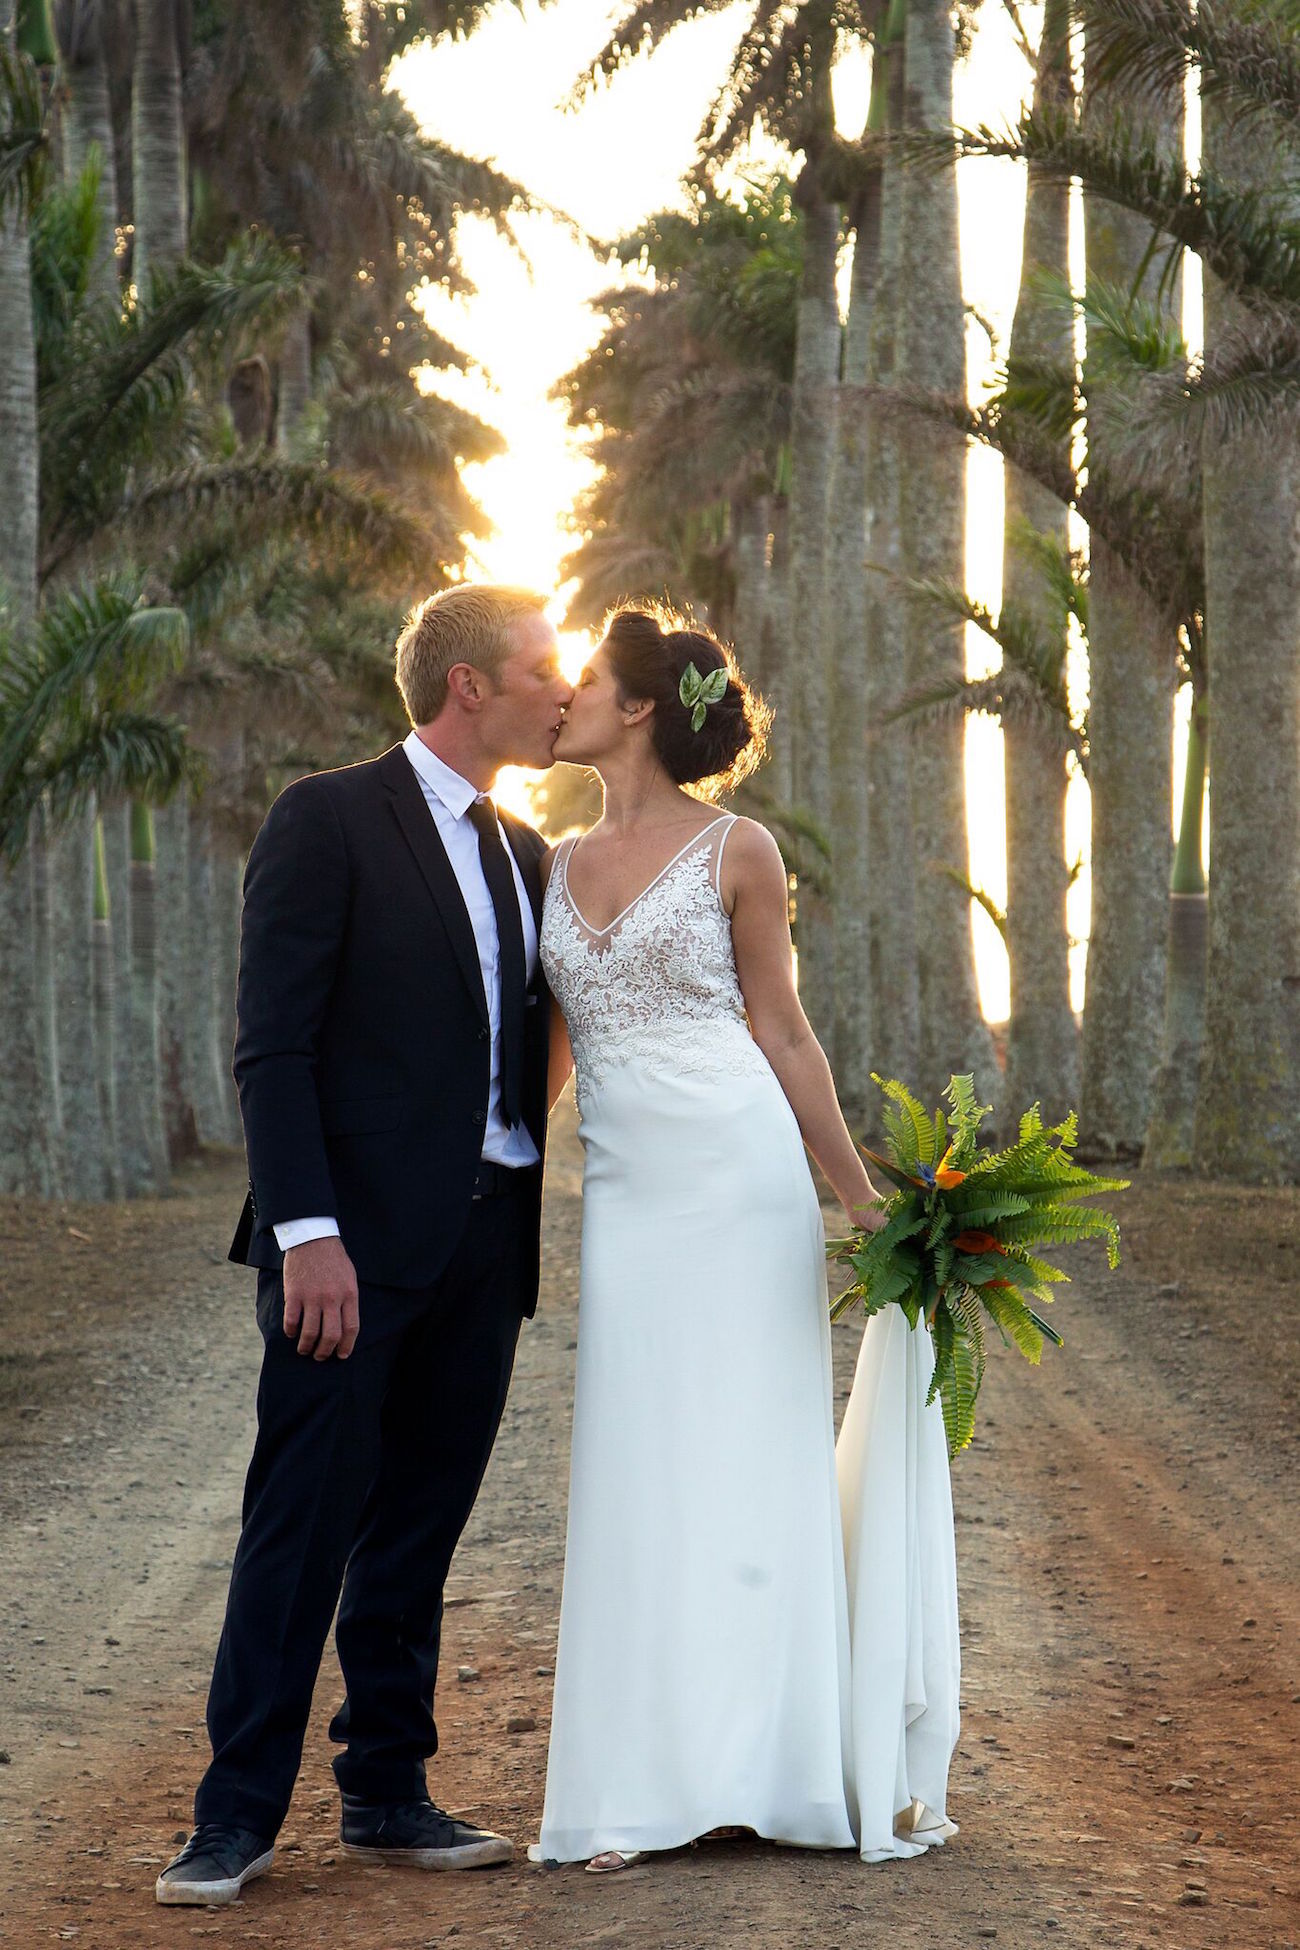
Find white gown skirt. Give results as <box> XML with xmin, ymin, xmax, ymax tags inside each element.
<box><xmin>837</xmin><ymin>1307</ymin><xmax>961</xmax><ymax>1859</ymax></box>
<box><xmin>533</xmin><ymin>1058</ymin><xmax>857</xmax><ymax>1863</ymax></box>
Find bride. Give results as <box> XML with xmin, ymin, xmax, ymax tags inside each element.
<box><xmin>531</xmin><ymin>607</ymin><xmax>960</xmax><ymax>1872</ymax></box>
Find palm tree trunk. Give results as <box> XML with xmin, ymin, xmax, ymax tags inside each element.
<box><xmin>186</xmin><ymin>802</ymin><xmax>237</xmax><ymax>1144</ymax></box>
<box><xmin>1078</xmin><ymin>173</ymin><xmax>1178</xmax><ymax>1156</ymax></box>
<box><xmin>213</xmin><ymin>835</ymin><xmax>242</xmax><ymax>1141</ymax></box>
<box><xmin>51</xmin><ymin>803</ymin><xmax>114</xmax><ymax>1197</ymax></box>
<box><xmin>788</xmin><ymin>187</ymin><xmax>841</xmax><ymax>1044</ymax></box>
<box><xmin>58</xmin><ymin>1</ymin><xmax>119</xmax><ymax>302</ymax></box>
<box><xmin>128</xmin><ymin>802</ymin><xmax>171</xmax><ymax>1188</ymax></box>
<box><xmin>1001</xmin><ymin>0</ymin><xmax>1078</xmax><ymax>1124</ymax></box>
<box><xmin>0</xmin><ymin>0</ymin><xmax>54</xmax><ymax>1196</ymax></box>
<box><xmin>828</xmin><ymin>175</ymin><xmax>881</xmax><ymax>1129</ymax></box>
<box><xmin>90</xmin><ymin>812</ymin><xmax>123</xmax><ymax>1196</ymax></box>
<box><xmin>1078</xmin><ymin>551</ymin><xmax>1173</xmax><ymax>1155</ymax></box>
<box><xmin>1194</xmin><ymin>112</ymin><xmax>1300</xmax><ymax>1176</ymax></box>
<box><xmin>129</xmin><ymin>0</ymin><xmax>189</xmax><ymax>1172</ymax></box>
<box><xmin>861</xmin><ymin>6</ymin><xmax>920</xmax><ymax>1109</ymax></box>
<box><xmin>130</xmin><ymin>0</ymin><xmax>186</xmax><ymax>287</ymax></box>
<box><xmin>760</xmin><ymin>492</ymin><xmax>793</xmax><ymax>807</ymax></box>
<box><xmin>730</xmin><ymin>496</ymin><xmax>768</xmax><ymax>687</ymax></box>
<box><xmin>0</xmin><ymin>858</ymin><xmax>55</xmax><ymax>1195</ymax></box>
<box><xmin>277</xmin><ymin>306</ymin><xmax>313</xmax><ymax>449</ymax></box>
<box><xmin>30</xmin><ymin>804</ymin><xmax>67</xmax><ymax>1189</ymax></box>
<box><xmin>898</xmin><ymin>0</ymin><xmax>998</xmax><ymax>1107</ymax></box>
<box><xmin>155</xmin><ymin>795</ymin><xmax>198</xmax><ymax>1159</ymax></box>
<box><xmin>0</xmin><ymin>0</ymin><xmax>35</xmax><ymax>582</ymax></box>
<box><xmin>1145</xmin><ymin>694</ymin><xmax>1207</xmax><ymax>1167</ymax></box>
<box><xmin>102</xmin><ymin>799</ymin><xmax>158</xmax><ymax>1192</ymax></box>
<box><xmin>56</xmin><ymin>4</ymin><xmax>123</xmax><ymax>1201</ymax></box>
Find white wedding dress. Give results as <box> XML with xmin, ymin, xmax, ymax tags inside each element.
<box><xmin>531</xmin><ymin>814</ymin><xmax>961</xmax><ymax>1865</ymax></box>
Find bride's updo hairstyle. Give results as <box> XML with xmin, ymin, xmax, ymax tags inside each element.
<box><xmin>602</xmin><ymin>606</ymin><xmax>772</xmax><ymax>800</ymax></box>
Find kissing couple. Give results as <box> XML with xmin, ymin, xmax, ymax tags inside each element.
<box><xmin>157</xmin><ymin>583</ymin><xmax>961</xmax><ymax>1906</ymax></box>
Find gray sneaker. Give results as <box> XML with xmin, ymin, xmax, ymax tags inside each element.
<box><xmin>155</xmin><ymin>1824</ymin><xmax>275</xmax><ymax>1905</ymax></box>
<box><xmin>340</xmin><ymin>1794</ymin><xmax>513</xmax><ymax>1869</ymax></box>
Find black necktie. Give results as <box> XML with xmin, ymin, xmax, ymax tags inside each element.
<box><xmin>466</xmin><ymin>796</ymin><xmax>526</xmax><ymax>1130</ymax></box>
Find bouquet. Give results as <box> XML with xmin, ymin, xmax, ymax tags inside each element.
<box><xmin>829</xmin><ymin>1074</ymin><xmax>1128</xmax><ymax>1458</ymax></box>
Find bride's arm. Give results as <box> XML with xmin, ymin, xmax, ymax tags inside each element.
<box><xmin>725</xmin><ymin>819</ymin><xmax>884</xmax><ymax>1229</ymax></box>
<box><xmin>547</xmin><ymin>1005</ymin><xmax>574</xmax><ymax>1109</ymax></box>
<box><xmin>539</xmin><ymin>845</ymin><xmax>575</xmax><ymax>1109</ymax></box>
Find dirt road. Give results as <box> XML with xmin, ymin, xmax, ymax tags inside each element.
<box><xmin>1</xmin><ymin>1097</ymin><xmax>1296</xmax><ymax>1949</ymax></box>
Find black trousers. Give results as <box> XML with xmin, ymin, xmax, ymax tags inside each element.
<box><xmin>195</xmin><ymin>1182</ymin><xmax>534</xmax><ymax>1836</ymax></box>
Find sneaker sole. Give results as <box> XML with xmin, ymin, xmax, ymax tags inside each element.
<box><xmin>341</xmin><ymin>1837</ymin><xmax>513</xmax><ymax>1871</ymax></box>
<box><xmin>155</xmin><ymin>1848</ymin><xmax>275</xmax><ymax>1906</ymax></box>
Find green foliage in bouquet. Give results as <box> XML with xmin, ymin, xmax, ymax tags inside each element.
<box><xmin>829</xmin><ymin>1075</ymin><xmax>1128</xmax><ymax>1459</ymax></box>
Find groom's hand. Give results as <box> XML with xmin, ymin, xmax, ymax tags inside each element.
<box><xmin>282</xmin><ymin>1236</ymin><xmax>360</xmax><ymax>1361</ymax></box>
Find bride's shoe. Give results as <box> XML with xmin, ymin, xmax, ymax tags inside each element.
<box><xmin>584</xmin><ymin>1850</ymin><xmax>644</xmax><ymax>1874</ymax></box>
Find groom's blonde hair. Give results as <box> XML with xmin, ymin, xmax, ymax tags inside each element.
<box><xmin>395</xmin><ymin>584</ymin><xmax>550</xmax><ymax>724</ymax></box>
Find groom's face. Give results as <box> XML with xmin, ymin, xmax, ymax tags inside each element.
<box><xmin>480</xmin><ymin>612</ymin><xmax>573</xmax><ymax>771</ymax></box>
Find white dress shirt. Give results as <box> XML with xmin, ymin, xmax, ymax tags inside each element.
<box><xmin>274</xmin><ymin>733</ymin><xmax>541</xmax><ymax>1251</ymax></box>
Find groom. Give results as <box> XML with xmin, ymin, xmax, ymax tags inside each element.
<box><xmin>157</xmin><ymin>586</ymin><xmax>573</xmax><ymax>1906</ymax></box>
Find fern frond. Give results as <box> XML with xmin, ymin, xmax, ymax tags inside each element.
<box><xmin>873</xmin><ymin>1073</ymin><xmax>938</xmax><ymax>1169</ymax></box>
<box><xmin>994</xmin><ymin>1204</ymin><xmax>1124</xmax><ymax>1264</ymax></box>
<box><xmin>982</xmin><ymin>1286</ymin><xmax>1046</xmax><ymax>1364</ymax></box>
<box><xmin>941</xmin><ymin>1312</ymin><xmax>982</xmax><ymax>1456</ymax></box>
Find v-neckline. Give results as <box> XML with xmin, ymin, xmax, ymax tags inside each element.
<box><xmin>561</xmin><ymin>815</ymin><xmax>731</xmax><ymax>938</ymax></box>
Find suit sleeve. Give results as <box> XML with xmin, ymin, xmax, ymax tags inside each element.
<box><xmin>234</xmin><ymin>777</ymin><xmax>350</xmax><ymax>1234</ymax></box>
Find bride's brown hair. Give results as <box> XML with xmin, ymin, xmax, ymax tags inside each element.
<box><xmin>602</xmin><ymin>607</ymin><xmax>772</xmax><ymax>801</ymax></box>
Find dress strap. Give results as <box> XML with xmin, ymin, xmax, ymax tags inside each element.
<box><xmin>714</xmin><ymin>812</ymin><xmax>739</xmax><ymax>876</ymax></box>
<box><xmin>711</xmin><ymin>812</ymin><xmax>740</xmax><ymax>895</ymax></box>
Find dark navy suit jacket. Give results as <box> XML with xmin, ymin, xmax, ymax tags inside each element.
<box><xmin>227</xmin><ymin>744</ymin><xmax>550</xmax><ymax>1306</ymax></box>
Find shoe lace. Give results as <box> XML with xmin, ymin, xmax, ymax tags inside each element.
<box><xmin>185</xmin><ymin>1825</ymin><xmax>265</xmax><ymax>1874</ymax></box>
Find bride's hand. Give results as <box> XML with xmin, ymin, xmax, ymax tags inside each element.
<box><xmin>844</xmin><ymin>1197</ymin><xmax>887</xmax><ymax>1235</ymax></box>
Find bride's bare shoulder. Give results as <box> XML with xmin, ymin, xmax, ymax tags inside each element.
<box><xmin>719</xmin><ymin>815</ymin><xmax>786</xmax><ymax>910</ymax></box>
<box><xmin>723</xmin><ymin>814</ymin><xmax>783</xmax><ymax>865</ymax></box>
<box><xmin>539</xmin><ymin>831</ymin><xmax>584</xmax><ymax>892</ymax></box>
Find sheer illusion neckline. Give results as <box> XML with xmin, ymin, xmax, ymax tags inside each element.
<box><xmin>560</xmin><ymin>814</ymin><xmax>732</xmax><ymax>938</ymax></box>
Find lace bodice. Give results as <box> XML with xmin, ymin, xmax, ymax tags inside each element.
<box><xmin>540</xmin><ymin>814</ymin><xmax>772</xmax><ymax>1110</ymax></box>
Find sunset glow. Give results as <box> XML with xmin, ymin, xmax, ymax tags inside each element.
<box><xmin>394</xmin><ymin>1</ymin><xmax>1184</xmax><ymax>1022</ymax></box>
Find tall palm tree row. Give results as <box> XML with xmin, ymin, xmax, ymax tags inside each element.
<box><xmin>0</xmin><ymin>0</ymin><xmax>518</xmax><ymax>1199</ymax></box>
<box><xmin>0</xmin><ymin>2</ymin><xmax>54</xmax><ymax>1195</ymax></box>
<box><xmin>884</xmin><ymin>0</ymin><xmax>1300</xmax><ymax>1179</ymax></box>
<box><xmin>564</xmin><ymin>0</ymin><xmax>1296</xmax><ymax>1182</ymax></box>
<box><xmin>573</xmin><ymin>0</ymin><xmax>1000</xmax><ymax>1123</ymax></box>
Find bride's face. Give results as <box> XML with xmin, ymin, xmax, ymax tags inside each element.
<box><xmin>552</xmin><ymin>643</ymin><xmax>647</xmax><ymax>765</ymax></box>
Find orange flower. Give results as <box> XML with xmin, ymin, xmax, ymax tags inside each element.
<box><xmin>951</xmin><ymin>1229</ymin><xmax>1006</xmax><ymax>1254</ymax></box>
<box><xmin>934</xmin><ymin>1144</ymin><xmax>967</xmax><ymax>1190</ymax></box>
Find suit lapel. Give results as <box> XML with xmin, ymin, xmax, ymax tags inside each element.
<box><xmin>380</xmin><ymin>746</ymin><xmax>489</xmax><ymax>1025</ymax></box>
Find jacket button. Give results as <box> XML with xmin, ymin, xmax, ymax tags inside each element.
<box><xmin>472</xmin><ymin>1108</ymin><xmax>486</xmax><ymax>1125</ymax></box>
<box><xmin>478</xmin><ymin>1026</ymin><xmax>489</xmax><ymax>1042</ymax></box>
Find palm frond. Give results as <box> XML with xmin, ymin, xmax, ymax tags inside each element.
<box><xmin>41</xmin><ymin>233</ymin><xmax>306</xmax><ymax>553</ymax></box>
<box><xmin>575</xmin><ymin>1</ymin><xmax>743</xmax><ymax>94</ymax></box>
<box><xmin>0</xmin><ymin>573</ymin><xmax>190</xmax><ymax>854</ymax></box>
<box><xmin>114</xmin><ymin>457</ymin><xmax>436</xmax><ymax>572</ymax></box>
<box><xmin>1080</xmin><ymin>0</ymin><xmax>1300</xmax><ymax>136</ymax></box>
<box><xmin>0</xmin><ymin>41</ymin><xmax>49</xmax><ymax>217</ymax></box>
<box><xmin>327</xmin><ymin>381</ymin><xmax>504</xmax><ymax>476</ymax></box>
<box><xmin>895</xmin><ymin>102</ymin><xmax>1300</xmax><ymax>306</ymax></box>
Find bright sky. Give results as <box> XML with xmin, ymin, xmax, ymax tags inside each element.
<box><xmin>394</xmin><ymin>1</ymin><xmax>1189</xmax><ymax>1023</ymax></box>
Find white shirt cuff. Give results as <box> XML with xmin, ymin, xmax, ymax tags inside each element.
<box><xmin>273</xmin><ymin>1216</ymin><xmax>341</xmax><ymax>1251</ymax></box>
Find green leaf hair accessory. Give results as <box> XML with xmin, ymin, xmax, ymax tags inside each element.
<box><xmin>679</xmin><ymin>661</ymin><xmax>729</xmax><ymax>732</ymax></box>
